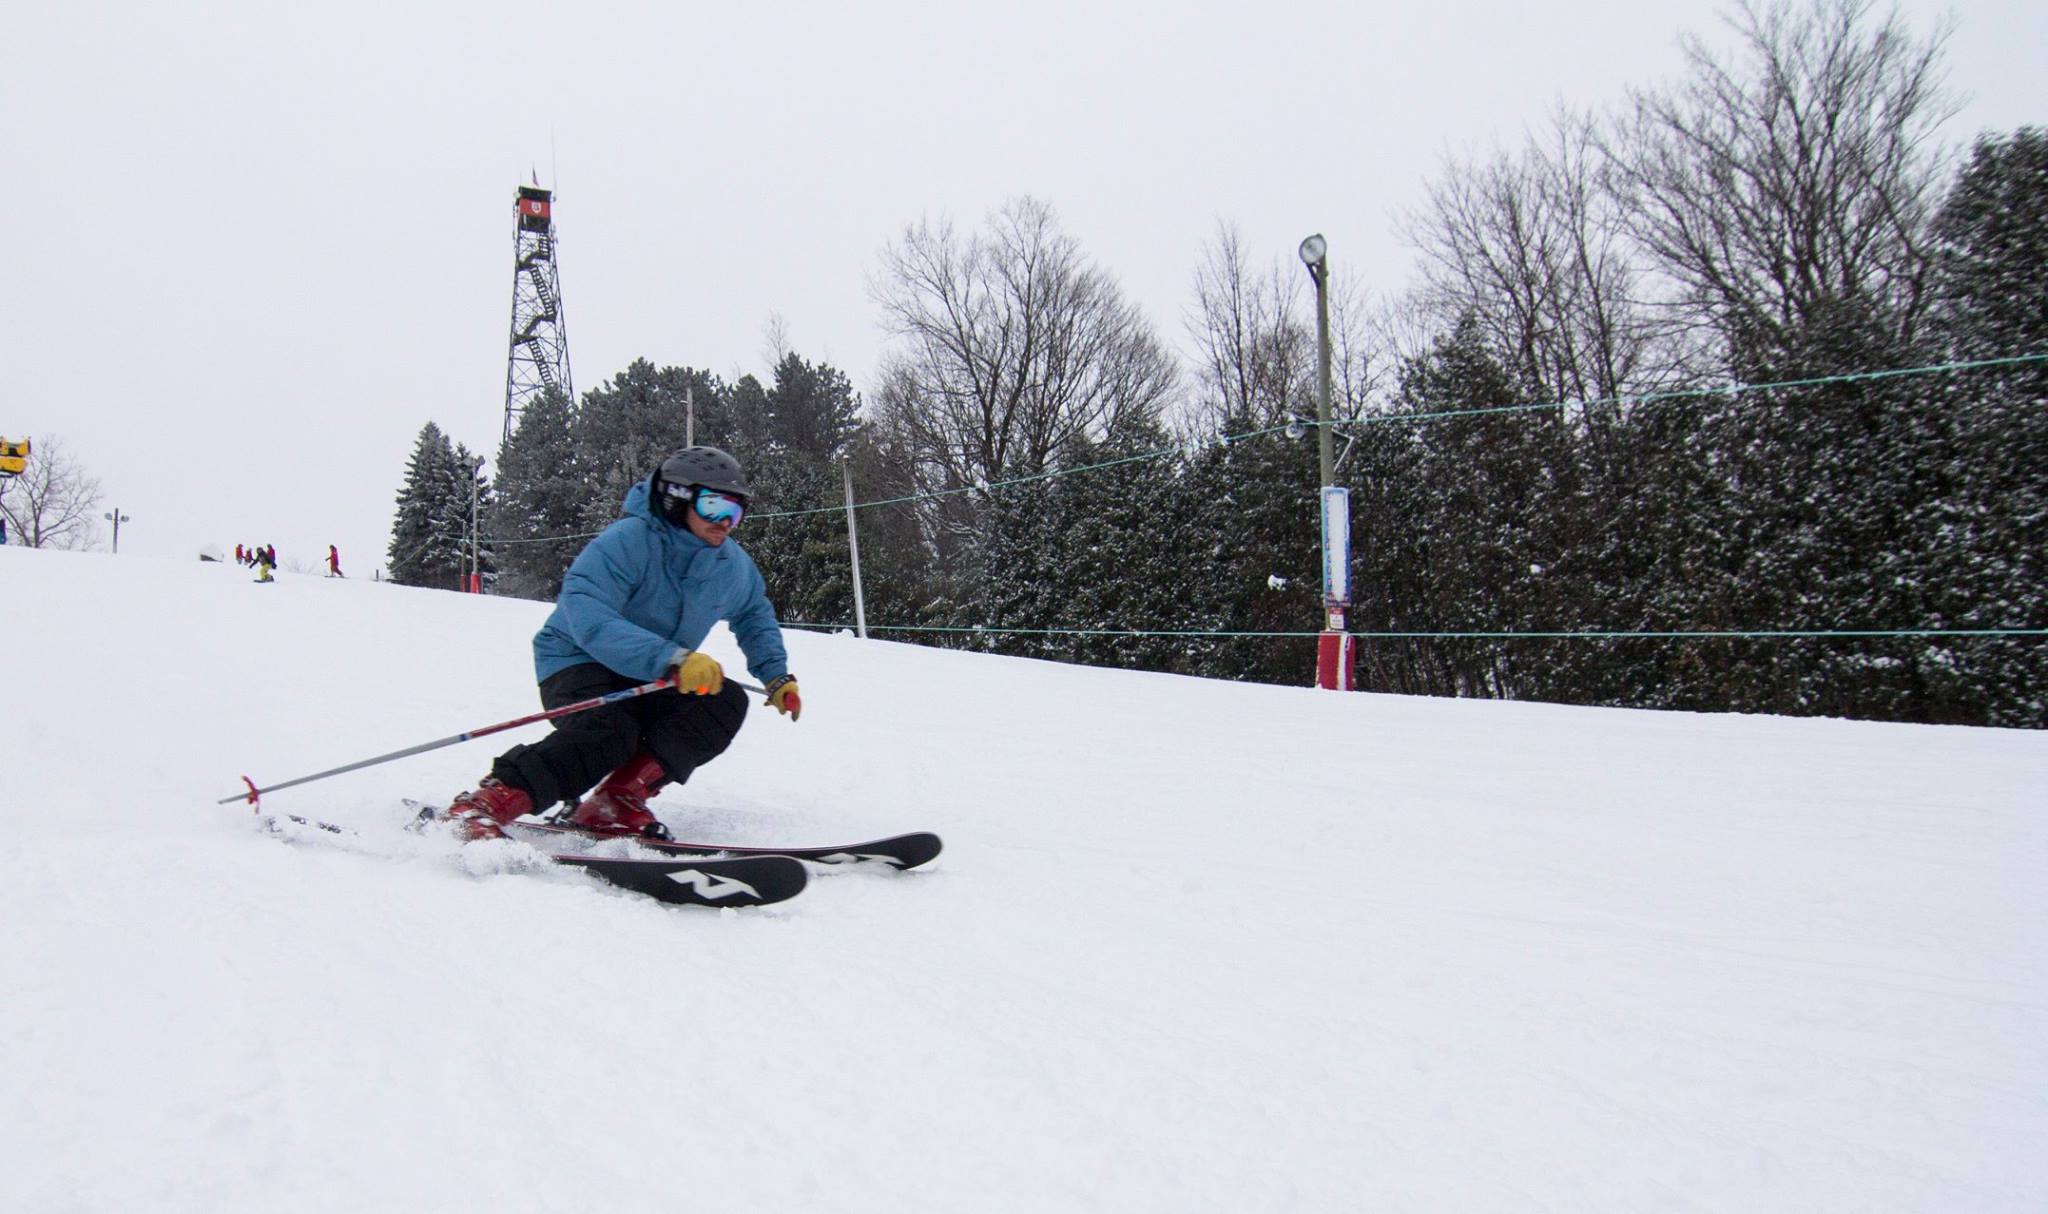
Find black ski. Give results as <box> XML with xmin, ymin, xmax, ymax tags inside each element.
<box><xmin>382</xmin><ymin>801</ymin><xmax>808</xmax><ymax>908</ymax></box>
<box><xmin>507</xmin><ymin>819</ymin><xmax>944</xmax><ymax>872</ymax></box>
<box><xmin>551</xmin><ymin>852</ymin><xmax>808</xmax><ymax>908</ymax></box>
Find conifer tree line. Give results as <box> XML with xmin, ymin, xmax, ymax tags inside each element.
<box><xmin>389</xmin><ymin>0</ymin><xmax>2045</xmax><ymax>727</ymax></box>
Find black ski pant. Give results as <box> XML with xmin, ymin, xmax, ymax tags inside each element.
<box><xmin>490</xmin><ymin>662</ymin><xmax>748</xmax><ymax>810</ymax></box>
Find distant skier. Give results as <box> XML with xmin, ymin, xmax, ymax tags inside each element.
<box><xmin>254</xmin><ymin>549</ymin><xmax>275</xmax><ymax>583</ymax></box>
<box><xmin>327</xmin><ymin>544</ymin><xmax>343</xmax><ymax>578</ymax></box>
<box><xmin>235</xmin><ymin>543</ymin><xmax>245</xmax><ymax>565</ymax></box>
<box><xmin>439</xmin><ymin>446</ymin><xmax>802</xmax><ymax>842</ymax></box>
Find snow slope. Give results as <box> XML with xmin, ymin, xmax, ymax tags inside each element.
<box><xmin>2</xmin><ymin>545</ymin><xmax>2043</xmax><ymax>1213</ymax></box>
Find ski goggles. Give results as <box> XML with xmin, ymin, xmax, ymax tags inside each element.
<box><xmin>692</xmin><ymin>487</ymin><xmax>747</xmax><ymax>527</ymax></box>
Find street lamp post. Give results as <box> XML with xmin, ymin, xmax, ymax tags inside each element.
<box><xmin>104</xmin><ymin>508</ymin><xmax>132</xmax><ymax>554</ymax></box>
<box><xmin>1299</xmin><ymin>234</ymin><xmax>1335</xmax><ymax>487</ymax></box>
<box><xmin>1298</xmin><ymin>234</ymin><xmax>1355</xmax><ymax>691</ymax></box>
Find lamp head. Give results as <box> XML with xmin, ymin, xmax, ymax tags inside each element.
<box><xmin>1298</xmin><ymin>233</ymin><xmax>1328</xmax><ymax>269</ymax></box>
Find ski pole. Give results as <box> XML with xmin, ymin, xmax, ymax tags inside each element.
<box><xmin>221</xmin><ymin>674</ymin><xmax>766</xmax><ymax>806</ymax></box>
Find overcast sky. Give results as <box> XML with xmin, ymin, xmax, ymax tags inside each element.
<box><xmin>5</xmin><ymin>1</ymin><xmax>2040</xmax><ymax>573</ymax></box>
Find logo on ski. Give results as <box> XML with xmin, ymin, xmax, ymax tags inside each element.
<box><xmin>663</xmin><ymin>868</ymin><xmax>762</xmax><ymax>900</ymax></box>
<box><xmin>812</xmin><ymin>851</ymin><xmax>891</xmax><ymax>866</ymax></box>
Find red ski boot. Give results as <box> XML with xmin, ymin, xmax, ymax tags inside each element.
<box><xmin>442</xmin><ymin>777</ymin><xmax>534</xmax><ymax>842</ymax></box>
<box><xmin>567</xmin><ymin>753</ymin><xmax>672</xmax><ymax>839</ymax></box>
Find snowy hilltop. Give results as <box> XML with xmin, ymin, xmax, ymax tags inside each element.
<box><xmin>3</xmin><ymin>544</ymin><xmax>2043</xmax><ymax>1212</ymax></box>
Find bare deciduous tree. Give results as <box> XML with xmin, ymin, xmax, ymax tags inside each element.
<box><xmin>0</xmin><ymin>435</ymin><xmax>102</xmax><ymax>550</ymax></box>
<box><xmin>1187</xmin><ymin>224</ymin><xmax>1315</xmax><ymax>427</ymax></box>
<box><xmin>1407</xmin><ymin>109</ymin><xmax>1690</xmax><ymax>418</ymax></box>
<box><xmin>1611</xmin><ymin>0</ymin><xmax>1957</xmax><ymax>347</ymax></box>
<box><xmin>760</xmin><ymin>312</ymin><xmax>794</xmax><ymax>371</ymax></box>
<box><xmin>1186</xmin><ymin>223</ymin><xmax>1390</xmax><ymax>439</ymax></box>
<box><xmin>870</xmin><ymin>196</ymin><xmax>1179</xmax><ymax>504</ymax></box>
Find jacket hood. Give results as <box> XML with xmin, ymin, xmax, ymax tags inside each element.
<box><xmin>621</xmin><ymin>475</ymin><xmax>720</xmax><ymax>555</ymax></box>
<box><xmin>621</xmin><ymin>477</ymin><xmax>659</xmax><ymax>524</ymax></box>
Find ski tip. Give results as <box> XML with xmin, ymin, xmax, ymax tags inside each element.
<box><xmin>883</xmin><ymin>832</ymin><xmax>944</xmax><ymax>871</ymax></box>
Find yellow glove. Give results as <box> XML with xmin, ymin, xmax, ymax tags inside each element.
<box><xmin>671</xmin><ymin>650</ymin><xmax>725</xmax><ymax>696</ymax></box>
<box><xmin>765</xmin><ymin>674</ymin><xmax>802</xmax><ymax>721</ymax></box>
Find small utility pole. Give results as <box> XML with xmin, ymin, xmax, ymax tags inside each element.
<box><xmin>104</xmin><ymin>508</ymin><xmax>132</xmax><ymax>554</ymax></box>
<box><xmin>469</xmin><ymin>458</ymin><xmax>484</xmax><ymax>593</ymax></box>
<box><xmin>686</xmin><ymin>385</ymin><xmax>695</xmax><ymax>447</ymax></box>
<box><xmin>842</xmin><ymin>460</ymin><xmax>868</xmax><ymax>639</ymax></box>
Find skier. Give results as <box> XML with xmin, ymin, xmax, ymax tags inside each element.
<box><xmin>327</xmin><ymin>544</ymin><xmax>344</xmax><ymax>578</ymax></box>
<box><xmin>438</xmin><ymin>446</ymin><xmax>802</xmax><ymax>842</ymax></box>
<box><xmin>254</xmin><ymin>549</ymin><xmax>275</xmax><ymax>583</ymax></box>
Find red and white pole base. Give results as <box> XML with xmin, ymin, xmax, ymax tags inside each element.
<box><xmin>1316</xmin><ymin>630</ymin><xmax>1355</xmax><ymax>691</ymax></box>
<box><xmin>1316</xmin><ymin>487</ymin><xmax>1355</xmax><ymax>691</ymax></box>
<box><xmin>1316</xmin><ymin>600</ymin><xmax>1355</xmax><ymax>691</ymax></box>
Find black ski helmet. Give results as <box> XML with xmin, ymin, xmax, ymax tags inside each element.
<box><xmin>653</xmin><ymin>446</ymin><xmax>752</xmax><ymax>526</ymax></box>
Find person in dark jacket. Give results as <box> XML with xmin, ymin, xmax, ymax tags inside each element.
<box><xmin>440</xmin><ymin>446</ymin><xmax>801</xmax><ymax>842</ymax></box>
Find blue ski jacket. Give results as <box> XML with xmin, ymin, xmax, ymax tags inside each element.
<box><xmin>531</xmin><ymin>478</ymin><xmax>790</xmax><ymax>685</ymax></box>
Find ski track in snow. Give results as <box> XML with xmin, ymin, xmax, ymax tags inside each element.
<box><xmin>2</xmin><ymin>545</ymin><xmax>2044</xmax><ymax>1213</ymax></box>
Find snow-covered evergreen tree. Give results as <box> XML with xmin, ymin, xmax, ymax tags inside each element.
<box><xmin>746</xmin><ymin>458</ymin><xmax>856</xmax><ymax>632</ymax></box>
<box><xmin>489</xmin><ymin>389</ymin><xmax>585</xmax><ymax>600</ymax></box>
<box><xmin>1175</xmin><ymin>409</ymin><xmax>1322</xmax><ymax>687</ymax></box>
<box><xmin>1371</xmin><ymin>317</ymin><xmax>1564</xmax><ymax>700</ymax></box>
<box><xmin>763</xmin><ymin>353</ymin><xmax>862</xmax><ymax>465</ymax></box>
<box><xmin>573</xmin><ymin>360</ymin><xmax>717</xmax><ymax>529</ymax></box>
<box><xmin>725</xmin><ymin>353</ymin><xmax>867</xmax><ymax>630</ymax></box>
<box><xmin>387</xmin><ymin>422</ymin><xmax>472</xmax><ymax>589</ymax></box>
<box><xmin>971</xmin><ymin>474</ymin><xmax>1065</xmax><ymax>660</ymax></box>
<box><xmin>1709</xmin><ymin>299</ymin><xmax>1946</xmax><ymax>719</ymax></box>
<box><xmin>1045</xmin><ymin>416</ymin><xmax>1212</xmax><ymax>677</ymax></box>
<box><xmin>1921</xmin><ymin>128</ymin><xmax>2048</xmax><ymax>726</ymax></box>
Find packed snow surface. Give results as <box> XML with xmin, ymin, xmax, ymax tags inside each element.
<box><xmin>2</xmin><ymin>546</ymin><xmax>2043</xmax><ymax>1212</ymax></box>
